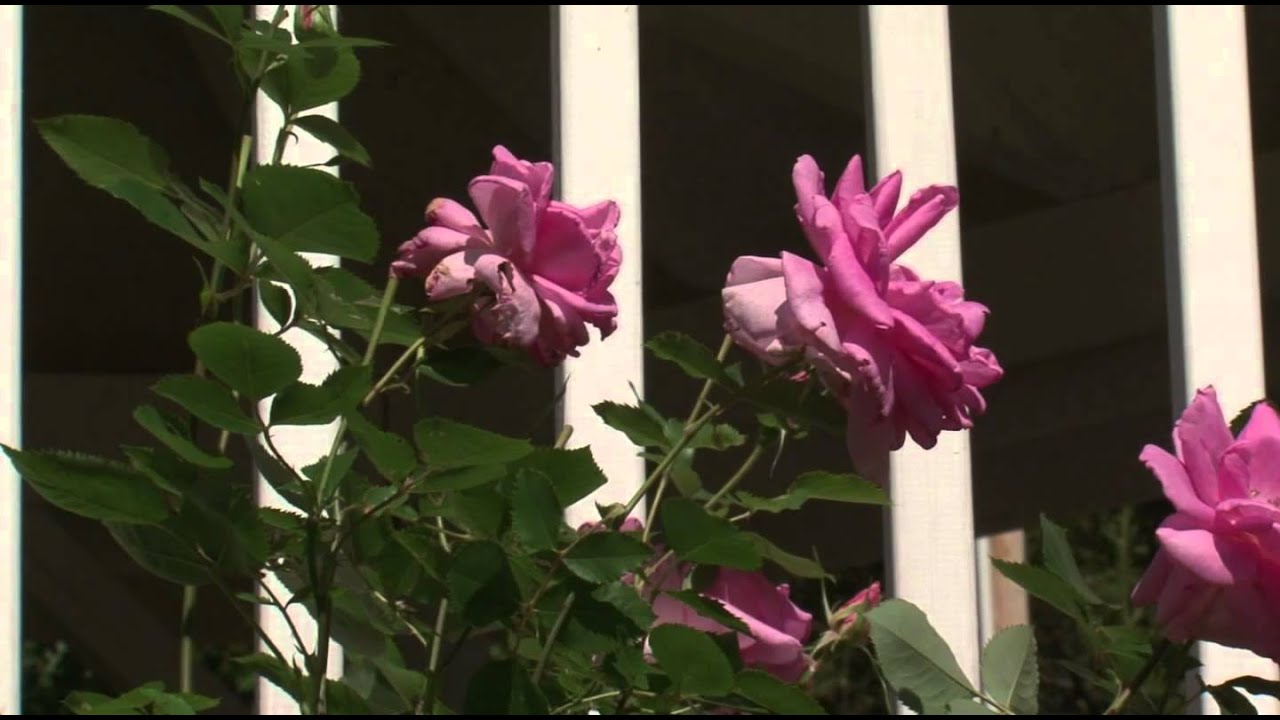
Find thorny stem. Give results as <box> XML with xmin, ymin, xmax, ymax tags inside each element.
<box><xmin>533</xmin><ymin>593</ymin><xmax>576</xmax><ymax>683</ymax></box>
<box><xmin>421</xmin><ymin>517</ymin><xmax>454</xmax><ymax>715</ymax></box>
<box><xmin>302</xmin><ymin>278</ymin><xmax>399</xmax><ymax>714</ymax></box>
<box><xmin>623</xmin><ymin>405</ymin><xmax>722</xmax><ymax>522</ymax></box>
<box><xmin>705</xmin><ymin>443</ymin><xmax>765</xmax><ymax>509</ymax></box>
<box><xmin>1104</xmin><ymin>639</ymin><xmax>1172</xmax><ymax>715</ymax></box>
<box><xmin>643</xmin><ymin>335</ymin><xmax>733</xmax><ymax>541</ymax></box>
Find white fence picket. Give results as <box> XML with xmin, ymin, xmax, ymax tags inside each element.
<box><xmin>0</xmin><ymin>6</ymin><xmax>22</xmax><ymax>714</ymax></box>
<box><xmin>553</xmin><ymin>5</ymin><xmax>647</xmax><ymax>526</ymax></box>
<box><xmin>864</xmin><ymin>4</ymin><xmax>982</xmax><ymax>687</ymax></box>
<box><xmin>251</xmin><ymin>5</ymin><xmax>344</xmax><ymax>713</ymax></box>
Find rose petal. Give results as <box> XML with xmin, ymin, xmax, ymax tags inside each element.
<box><xmin>884</xmin><ymin>185</ymin><xmax>959</xmax><ymax>260</ymax></box>
<box><xmin>469</xmin><ymin>175</ymin><xmax>537</xmax><ymax>261</ymax></box>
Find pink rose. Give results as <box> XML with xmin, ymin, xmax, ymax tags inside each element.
<box><xmin>650</xmin><ymin>563</ymin><xmax>813</xmax><ymax>682</ymax></box>
<box><xmin>392</xmin><ymin>146</ymin><xmax>621</xmax><ymax>366</ymax></box>
<box><xmin>1132</xmin><ymin>388</ymin><xmax>1280</xmax><ymax>660</ymax></box>
<box><xmin>722</xmin><ymin>155</ymin><xmax>1001</xmax><ymax>475</ymax></box>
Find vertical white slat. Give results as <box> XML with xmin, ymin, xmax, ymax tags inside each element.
<box><xmin>252</xmin><ymin>5</ymin><xmax>343</xmax><ymax>713</ymax></box>
<box><xmin>0</xmin><ymin>6</ymin><xmax>20</xmax><ymax>715</ymax></box>
<box><xmin>554</xmin><ymin>5</ymin><xmax>646</xmax><ymax>526</ymax></box>
<box><xmin>1154</xmin><ymin>5</ymin><xmax>1279</xmax><ymax>714</ymax></box>
<box><xmin>977</xmin><ymin>531</ymin><xmax>1029</xmax><ymax>645</ymax></box>
<box><xmin>864</xmin><ymin>4</ymin><xmax>981</xmax><ymax>686</ymax></box>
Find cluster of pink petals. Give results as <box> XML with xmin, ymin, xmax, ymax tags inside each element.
<box><xmin>392</xmin><ymin>146</ymin><xmax>621</xmax><ymax>366</ymax></box>
<box><xmin>1133</xmin><ymin>388</ymin><xmax>1280</xmax><ymax>660</ymax></box>
<box><xmin>649</xmin><ymin>560</ymin><xmax>813</xmax><ymax>682</ymax></box>
<box><xmin>722</xmin><ymin>154</ymin><xmax>1001</xmax><ymax>475</ymax></box>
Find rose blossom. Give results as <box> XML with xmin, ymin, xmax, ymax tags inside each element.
<box><xmin>722</xmin><ymin>154</ymin><xmax>1001</xmax><ymax>476</ymax></box>
<box><xmin>392</xmin><ymin>146</ymin><xmax>621</xmax><ymax>366</ymax></box>
<box><xmin>1132</xmin><ymin>388</ymin><xmax>1280</xmax><ymax>660</ymax></box>
<box><xmin>649</xmin><ymin>562</ymin><xmax>813</xmax><ymax>682</ymax></box>
<box><xmin>831</xmin><ymin>581</ymin><xmax>882</xmax><ymax>637</ymax></box>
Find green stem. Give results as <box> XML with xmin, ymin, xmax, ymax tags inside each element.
<box><xmin>705</xmin><ymin>443</ymin><xmax>764</xmax><ymax>508</ymax></box>
<box><xmin>1104</xmin><ymin>639</ymin><xmax>1172</xmax><ymax>715</ymax></box>
<box><xmin>421</xmin><ymin>517</ymin><xmax>453</xmax><ymax>715</ymax></box>
<box><xmin>301</xmin><ymin>279</ymin><xmax>400</xmax><ymax>715</ymax></box>
<box><xmin>623</xmin><ymin>405</ymin><xmax>721</xmax><ymax>522</ymax></box>
<box><xmin>533</xmin><ymin>593</ymin><xmax>576</xmax><ymax>684</ymax></box>
<box><xmin>642</xmin><ymin>336</ymin><xmax>732</xmax><ymax>541</ymax></box>
<box><xmin>362</xmin><ymin>336</ymin><xmax>424</xmax><ymax>406</ymax></box>
<box><xmin>179</xmin><ymin>584</ymin><xmax>196</xmax><ymax>694</ymax></box>
<box><xmin>554</xmin><ymin>424</ymin><xmax>574</xmax><ymax>449</ymax></box>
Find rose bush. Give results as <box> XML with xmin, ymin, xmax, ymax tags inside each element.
<box><xmin>10</xmin><ymin>5</ymin><xmax>1280</xmax><ymax>717</ymax></box>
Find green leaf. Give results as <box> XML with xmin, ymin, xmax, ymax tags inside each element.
<box><xmin>991</xmin><ymin>560</ymin><xmax>1085</xmax><ymax>624</ymax></box>
<box><xmin>189</xmin><ymin>322</ymin><xmax>302</xmax><ymax>400</ymax></box>
<box><xmin>866</xmin><ymin>599</ymin><xmax>978</xmax><ymax>714</ymax></box>
<box><xmin>980</xmin><ymin>625</ymin><xmax>1038</xmax><ymax>715</ymax></box>
<box><xmin>132</xmin><ymin>405</ymin><xmax>231</xmax><ymax>469</ymax></box>
<box><xmin>151</xmin><ymin>694</ymin><xmax>196</xmax><ymax>715</ymax></box>
<box><xmin>171</xmin><ymin>693</ymin><xmax>219</xmax><ymax>713</ymax></box>
<box><xmin>419</xmin><ymin>464</ymin><xmax>506</xmax><ymax>492</ymax></box>
<box><xmin>233</xmin><ymin>653</ymin><xmax>303</xmax><ymax>701</ymax></box>
<box><xmin>152</xmin><ymin>375</ymin><xmax>260</xmax><ymax>434</ymax></box>
<box><xmin>37</xmin><ymin>115</ymin><xmax>170</xmax><ymax>191</ymax></box>
<box><xmin>247</xmin><ymin>441</ymin><xmax>308</xmax><ymax>509</ymax></box>
<box><xmin>511</xmin><ymin>470</ymin><xmax>563</xmax><ymax>552</ymax></box>
<box><xmin>1230</xmin><ymin>399</ymin><xmax>1273</xmax><ymax>436</ymax></box>
<box><xmin>1219</xmin><ymin>676</ymin><xmax>1280</xmax><ymax>699</ymax></box>
<box><xmin>68</xmin><ymin>682</ymin><xmax>163</xmax><ymax>715</ymax></box>
<box><xmin>270</xmin><ymin>366</ymin><xmax>371</xmax><ymax>426</ymax></box>
<box><xmin>148</xmin><ymin>5</ymin><xmax>228</xmax><ymax>42</ymax></box>
<box><xmin>35</xmin><ymin>116</ymin><xmax>232</xmax><ymax>264</ymax></box>
<box><xmin>745</xmin><ymin>533</ymin><xmax>827</xmax><ymax>579</ymax></box>
<box><xmin>734</xmin><ymin>669</ymin><xmax>827</xmax><ymax>715</ymax></box>
<box><xmin>594</xmin><ymin>401</ymin><xmax>669</xmax><ymax>448</ymax></box>
<box><xmin>446</xmin><ymin>541</ymin><xmax>519</xmax><ymax>626</ymax></box>
<box><xmin>593</xmin><ymin>582</ymin><xmax>655</xmax><ymax>632</ymax></box>
<box><xmin>417</xmin><ymin>346</ymin><xmax>504</xmax><ymax>387</ymax></box>
<box><xmin>687</xmin><ymin>422</ymin><xmax>747</xmax><ymax>451</ymax></box>
<box><xmin>204</xmin><ymin>5</ymin><xmax>242</xmax><ymax>38</ymax></box>
<box><xmin>946</xmin><ymin>699</ymin><xmax>999</xmax><ymax>715</ymax></box>
<box><xmin>107</xmin><ymin>521</ymin><xmax>210</xmax><ymax>585</ymax></box>
<box><xmin>346</xmin><ymin>412</ymin><xmax>416</xmax><ymax>481</ymax></box>
<box><xmin>294</xmin><ymin>114</ymin><xmax>371</xmax><ymax>167</ymax></box>
<box><xmin>1039</xmin><ymin>515</ymin><xmax>1105</xmax><ymax>605</ymax></box>
<box><xmin>255</xmin><ymin>237</ymin><xmax>317</xmax><ymax>303</ymax></box>
<box><xmin>664</xmin><ymin>590</ymin><xmax>750</xmax><ymax>634</ymax></box>
<box><xmin>444</xmin><ymin>487</ymin><xmax>508</xmax><ymax>539</ymax></box>
<box><xmin>516</xmin><ymin>447</ymin><xmax>607</xmax><ymax>507</ymax></box>
<box><xmin>241</xmin><ymin>165</ymin><xmax>377</xmax><ymax>261</ymax></box>
<box><xmin>661</xmin><ymin>498</ymin><xmax>761</xmax><ymax>570</ymax></box>
<box><xmin>258</xmin><ymin>281</ymin><xmax>294</xmax><ymax>327</ymax></box>
<box><xmin>371</xmin><ymin>657</ymin><xmax>427</xmax><ymax>711</ymax></box>
<box><xmin>303</xmin><ymin>449</ymin><xmax>359</xmax><ymax>505</ymax></box>
<box><xmin>5</xmin><ymin>447</ymin><xmax>168</xmax><ymax>524</ymax></box>
<box><xmin>463</xmin><ymin>660</ymin><xmax>548</xmax><ymax>715</ymax></box>
<box><xmin>563</xmin><ymin>531</ymin><xmax>653</xmax><ymax>583</ymax></box>
<box><xmin>738</xmin><ymin>471</ymin><xmax>888</xmax><ymax>513</ymax></box>
<box><xmin>647</xmin><ymin>331</ymin><xmax>736</xmax><ymax>387</ymax></box>
<box><xmin>648</xmin><ymin>624</ymin><xmax>735</xmax><ymax>696</ymax></box>
<box><xmin>413</xmin><ymin>417</ymin><xmax>533</xmax><ymax>470</ymax></box>
<box><xmin>261</xmin><ymin>42</ymin><xmax>361</xmax><ymax>112</ymax></box>
<box><xmin>1209</xmin><ymin>686</ymin><xmax>1260</xmax><ymax>715</ymax></box>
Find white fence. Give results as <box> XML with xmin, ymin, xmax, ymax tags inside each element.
<box><xmin>0</xmin><ymin>4</ymin><xmax>1275</xmax><ymax>714</ymax></box>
